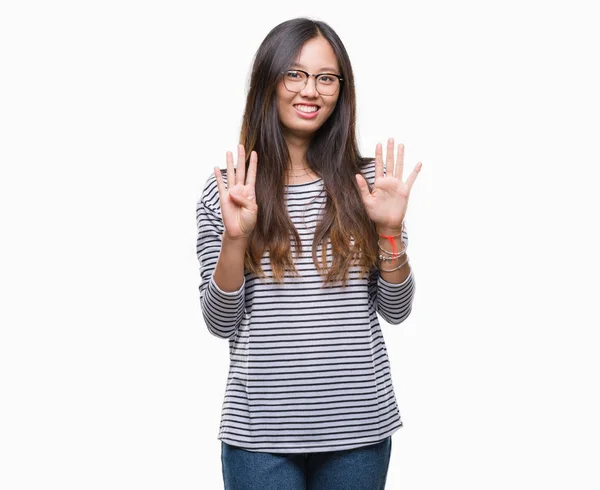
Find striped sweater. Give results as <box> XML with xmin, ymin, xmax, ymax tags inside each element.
<box><xmin>195</xmin><ymin>159</ymin><xmax>416</xmax><ymax>453</ymax></box>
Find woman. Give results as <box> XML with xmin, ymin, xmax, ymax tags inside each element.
<box><xmin>196</xmin><ymin>17</ymin><xmax>422</xmax><ymax>489</ymax></box>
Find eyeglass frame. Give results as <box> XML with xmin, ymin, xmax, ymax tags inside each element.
<box><xmin>281</xmin><ymin>69</ymin><xmax>344</xmax><ymax>96</ymax></box>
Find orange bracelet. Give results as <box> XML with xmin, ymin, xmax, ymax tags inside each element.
<box><xmin>379</xmin><ymin>233</ymin><xmax>400</xmax><ymax>255</ymax></box>
<box><xmin>377</xmin><ymin>224</ymin><xmax>403</xmax><ymax>256</ymax></box>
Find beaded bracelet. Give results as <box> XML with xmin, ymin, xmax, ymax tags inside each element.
<box><xmin>378</xmin><ymin>250</ymin><xmax>406</xmax><ymax>262</ymax></box>
<box><xmin>379</xmin><ymin>256</ymin><xmax>409</xmax><ymax>272</ymax></box>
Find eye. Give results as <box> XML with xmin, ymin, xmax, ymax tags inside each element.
<box><xmin>317</xmin><ymin>74</ymin><xmax>335</xmax><ymax>84</ymax></box>
<box><xmin>286</xmin><ymin>70</ymin><xmax>304</xmax><ymax>80</ymax></box>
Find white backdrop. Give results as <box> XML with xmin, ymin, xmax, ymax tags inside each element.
<box><xmin>1</xmin><ymin>0</ymin><xmax>599</xmax><ymax>488</ymax></box>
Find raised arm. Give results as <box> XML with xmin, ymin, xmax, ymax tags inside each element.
<box><xmin>195</xmin><ymin>146</ymin><xmax>258</xmax><ymax>339</ymax></box>
<box><xmin>357</xmin><ymin>139</ymin><xmax>421</xmax><ymax>325</ymax></box>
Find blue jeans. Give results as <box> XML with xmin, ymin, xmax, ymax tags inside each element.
<box><xmin>221</xmin><ymin>437</ymin><xmax>392</xmax><ymax>489</ymax></box>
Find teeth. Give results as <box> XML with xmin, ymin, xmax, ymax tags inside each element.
<box><xmin>294</xmin><ymin>105</ymin><xmax>318</xmax><ymax>113</ymax></box>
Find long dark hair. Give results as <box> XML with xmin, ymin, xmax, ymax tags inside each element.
<box><xmin>237</xmin><ymin>18</ymin><xmax>378</xmax><ymax>286</ymax></box>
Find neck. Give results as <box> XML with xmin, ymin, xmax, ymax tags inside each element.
<box><xmin>284</xmin><ymin>133</ymin><xmax>311</xmax><ymax>170</ymax></box>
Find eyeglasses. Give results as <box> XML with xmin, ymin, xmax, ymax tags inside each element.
<box><xmin>281</xmin><ymin>69</ymin><xmax>344</xmax><ymax>96</ymax></box>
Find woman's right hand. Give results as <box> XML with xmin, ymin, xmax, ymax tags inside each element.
<box><xmin>214</xmin><ymin>145</ymin><xmax>258</xmax><ymax>240</ymax></box>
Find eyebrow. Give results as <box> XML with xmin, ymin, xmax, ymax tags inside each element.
<box><xmin>291</xmin><ymin>63</ymin><xmax>340</xmax><ymax>73</ymax></box>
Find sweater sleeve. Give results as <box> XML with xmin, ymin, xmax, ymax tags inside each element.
<box><xmin>196</xmin><ymin>176</ymin><xmax>245</xmax><ymax>339</ymax></box>
<box><xmin>360</xmin><ymin>158</ymin><xmax>416</xmax><ymax>324</ymax></box>
<box><xmin>368</xmin><ymin>222</ymin><xmax>416</xmax><ymax>325</ymax></box>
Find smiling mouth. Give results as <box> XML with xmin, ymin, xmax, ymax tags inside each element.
<box><xmin>293</xmin><ymin>104</ymin><xmax>320</xmax><ymax>113</ymax></box>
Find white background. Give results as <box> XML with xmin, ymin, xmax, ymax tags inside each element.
<box><xmin>1</xmin><ymin>0</ymin><xmax>599</xmax><ymax>488</ymax></box>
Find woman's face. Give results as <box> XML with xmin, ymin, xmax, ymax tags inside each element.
<box><xmin>276</xmin><ymin>36</ymin><xmax>341</xmax><ymax>141</ymax></box>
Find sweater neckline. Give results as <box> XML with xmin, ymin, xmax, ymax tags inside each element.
<box><xmin>284</xmin><ymin>177</ymin><xmax>323</xmax><ymax>189</ymax></box>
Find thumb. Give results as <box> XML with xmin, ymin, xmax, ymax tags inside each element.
<box><xmin>355</xmin><ymin>174</ymin><xmax>371</xmax><ymax>203</ymax></box>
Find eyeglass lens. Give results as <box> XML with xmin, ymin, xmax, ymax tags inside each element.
<box><xmin>283</xmin><ymin>71</ymin><xmax>340</xmax><ymax>95</ymax></box>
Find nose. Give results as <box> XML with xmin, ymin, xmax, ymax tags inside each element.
<box><xmin>300</xmin><ymin>75</ymin><xmax>318</xmax><ymax>97</ymax></box>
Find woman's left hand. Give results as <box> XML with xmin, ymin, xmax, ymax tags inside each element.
<box><xmin>355</xmin><ymin>138</ymin><xmax>422</xmax><ymax>234</ymax></box>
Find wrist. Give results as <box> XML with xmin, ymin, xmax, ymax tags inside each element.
<box><xmin>223</xmin><ymin>231</ymin><xmax>250</xmax><ymax>245</ymax></box>
<box><xmin>376</xmin><ymin>224</ymin><xmax>403</xmax><ymax>237</ymax></box>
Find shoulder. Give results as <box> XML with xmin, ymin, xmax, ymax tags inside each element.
<box><xmin>197</xmin><ymin>169</ymin><xmax>227</xmax><ymax>214</ymax></box>
<box><xmin>357</xmin><ymin>158</ymin><xmax>377</xmax><ymax>187</ymax></box>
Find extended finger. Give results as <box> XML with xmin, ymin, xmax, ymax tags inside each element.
<box><xmin>375</xmin><ymin>143</ymin><xmax>384</xmax><ymax>180</ymax></box>
<box><xmin>395</xmin><ymin>143</ymin><xmax>404</xmax><ymax>181</ymax></box>
<box><xmin>245</xmin><ymin>150</ymin><xmax>258</xmax><ymax>189</ymax></box>
<box><xmin>214</xmin><ymin>166</ymin><xmax>225</xmax><ymax>198</ymax></box>
<box><xmin>386</xmin><ymin>138</ymin><xmax>395</xmax><ymax>176</ymax></box>
<box><xmin>225</xmin><ymin>151</ymin><xmax>234</xmax><ymax>191</ymax></box>
<box><xmin>236</xmin><ymin>145</ymin><xmax>246</xmax><ymax>186</ymax></box>
<box><xmin>405</xmin><ymin>162</ymin><xmax>423</xmax><ymax>191</ymax></box>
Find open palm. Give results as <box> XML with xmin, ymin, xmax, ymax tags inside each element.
<box><xmin>214</xmin><ymin>145</ymin><xmax>258</xmax><ymax>240</ymax></box>
<box><xmin>356</xmin><ymin>139</ymin><xmax>422</xmax><ymax>231</ymax></box>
